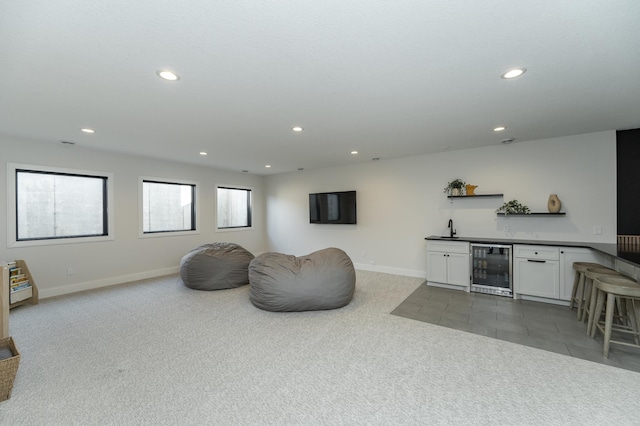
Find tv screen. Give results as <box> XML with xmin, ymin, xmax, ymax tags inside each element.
<box><xmin>309</xmin><ymin>191</ymin><xmax>357</xmax><ymax>224</ymax></box>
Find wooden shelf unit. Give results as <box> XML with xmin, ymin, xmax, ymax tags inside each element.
<box><xmin>9</xmin><ymin>260</ymin><xmax>39</xmax><ymax>309</ymax></box>
<box><xmin>1</xmin><ymin>260</ymin><xmax>39</xmax><ymax>339</ymax></box>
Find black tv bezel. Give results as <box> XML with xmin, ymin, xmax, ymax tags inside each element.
<box><xmin>309</xmin><ymin>190</ymin><xmax>357</xmax><ymax>225</ymax></box>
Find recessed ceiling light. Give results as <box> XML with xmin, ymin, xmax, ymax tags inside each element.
<box><xmin>493</xmin><ymin>126</ymin><xmax>507</xmax><ymax>132</ymax></box>
<box><xmin>292</xmin><ymin>126</ymin><xmax>304</xmax><ymax>132</ymax></box>
<box><xmin>80</xmin><ymin>128</ymin><xmax>95</xmax><ymax>134</ymax></box>
<box><xmin>351</xmin><ymin>151</ymin><xmax>358</xmax><ymax>155</ymax></box>
<box><xmin>501</xmin><ymin>138</ymin><xmax>515</xmax><ymax>144</ymax></box>
<box><xmin>156</xmin><ymin>70</ymin><xmax>180</xmax><ymax>81</ymax></box>
<box><xmin>199</xmin><ymin>152</ymin><xmax>207</xmax><ymax>156</ymax></box>
<box><xmin>501</xmin><ymin>68</ymin><xmax>526</xmax><ymax>79</ymax></box>
<box><xmin>265</xmin><ymin>165</ymin><xmax>272</xmax><ymax>168</ymax></box>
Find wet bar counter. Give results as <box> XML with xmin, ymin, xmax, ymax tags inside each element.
<box><xmin>425</xmin><ymin>236</ymin><xmax>640</xmax><ymax>269</ymax></box>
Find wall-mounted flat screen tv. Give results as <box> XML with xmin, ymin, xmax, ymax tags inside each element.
<box><xmin>309</xmin><ymin>190</ymin><xmax>357</xmax><ymax>224</ymax></box>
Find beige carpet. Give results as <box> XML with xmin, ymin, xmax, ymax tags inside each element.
<box><xmin>2</xmin><ymin>270</ymin><xmax>639</xmax><ymax>425</ymax></box>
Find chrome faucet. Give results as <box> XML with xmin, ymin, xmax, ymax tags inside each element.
<box><xmin>448</xmin><ymin>219</ymin><xmax>456</xmax><ymax>238</ymax></box>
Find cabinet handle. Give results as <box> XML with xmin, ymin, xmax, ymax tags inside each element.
<box><xmin>527</xmin><ymin>259</ymin><xmax>546</xmax><ymax>263</ymax></box>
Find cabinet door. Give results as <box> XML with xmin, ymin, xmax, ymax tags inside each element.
<box><xmin>447</xmin><ymin>252</ymin><xmax>470</xmax><ymax>287</ymax></box>
<box><xmin>559</xmin><ymin>248</ymin><xmax>606</xmax><ymax>301</ymax></box>
<box><xmin>426</xmin><ymin>251</ymin><xmax>448</xmax><ymax>284</ymax></box>
<box><xmin>514</xmin><ymin>258</ymin><xmax>559</xmax><ymax>299</ymax></box>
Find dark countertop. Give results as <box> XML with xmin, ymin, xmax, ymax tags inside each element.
<box><xmin>425</xmin><ymin>235</ymin><xmax>640</xmax><ymax>268</ymax></box>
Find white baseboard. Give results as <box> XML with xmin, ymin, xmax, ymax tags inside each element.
<box><xmin>426</xmin><ymin>281</ymin><xmax>469</xmax><ymax>292</ymax></box>
<box><xmin>39</xmin><ymin>266</ymin><xmax>180</xmax><ymax>299</ymax></box>
<box><xmin>514</xmin><ymin>294</ymin><xmax>570</xmax><ymax>306</ymax></box>
<box><xmin>353</xmin><ymin>262</ymin><xmax>427</xmax><ymax>279</ymax></box>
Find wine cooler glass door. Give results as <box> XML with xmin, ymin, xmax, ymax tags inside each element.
<box><xmin>471</xmin><ymin>244</ymin><xmax>512</xmax><ymax>297</ymax></box>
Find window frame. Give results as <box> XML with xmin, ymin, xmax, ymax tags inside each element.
<box><xmin>215</xmin><ymin>184</ymin><xmax>253</xmax><ymax>232</ymax></box>
<box><xmin>7</xmin><ymin>162</ymin><xmax>115</xmax><ymax>248</ymax></box>
<box><xmin>138</xmin><ymin>176</ymin><xmax>199</xmax><ymax>238</ymax></box>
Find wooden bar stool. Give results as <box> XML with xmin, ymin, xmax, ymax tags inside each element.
<box><xmin>581</xmin><ymin>267</ymin><xmax>621</xmax><ymax>325</ymax></box>
<box><xmin>570</xmin><ymin>262</ymin><xmax>608</xmax><ymax>320</ymax></box>
<box><xmin>590</xmin><ymin>275</ymin><xmax>640</xmax><ymax>358</ymax></box>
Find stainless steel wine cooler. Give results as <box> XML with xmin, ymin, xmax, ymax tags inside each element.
<box><xmin>470</xmin><ymin>243</ymin><xmax>513</xmax><ymax>297</ymax></box>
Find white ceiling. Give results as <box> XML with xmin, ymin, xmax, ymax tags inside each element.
<box><xmin>2</xmin><ymin>1</ymin><xmax>639</xmax><ymax>175</ymax></box>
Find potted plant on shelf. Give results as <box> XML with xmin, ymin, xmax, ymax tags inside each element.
<box><xmin>443</xmin><ymin>179</ymin><xmax>466</xmax><ymax>196</ymax></box>
<box><xmin>496</xmin><ymin>200</ymin><xmax>531</xmax><ymax>215</ymax></box>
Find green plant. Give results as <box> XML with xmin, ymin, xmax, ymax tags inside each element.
<box><xmin>443</xmin><ymin>179</ymin><xmax>466</xmax><ymax>194</ymax></box>
<box><xmin>496</xmin><ymin>200</ymin><xmax>531</xmax><ymax>215</ymax></box>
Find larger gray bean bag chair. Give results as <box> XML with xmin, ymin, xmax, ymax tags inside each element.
<box><xmin>249</xmin><ymin>247</ymin><xmax>355</xmax><ymax>312</ymax></box>
<box><xmin>180</xmin><ymin>243</ymin><xmax>254</xmax><ymax>290</ymax></box>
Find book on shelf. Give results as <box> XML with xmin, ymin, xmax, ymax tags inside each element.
<box><xmin>7</xmin><ymin>263</ymin><xmax>31</xmax><ymax>292</ymax></box>
<box><xmin>10</xmin><ymin>274</ymin><xmax>26</xmax><ymax>284</ymax></box>
<box><xmin>11</xmin><ymin>279</ymin><xmax>30</xmax><ymax>287</ymax></box>
<box><xmin>11</xmin><ymin>281</ymin><xmax>31</xmax><ymax>292</ymax></box>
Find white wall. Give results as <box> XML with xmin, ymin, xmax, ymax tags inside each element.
<box><xmin>0</xmin><ymin>135</ymin><xmax>266</xmax><ymax>297</ymax></box>
<box><xmin>0</xmin><ymin>130</ymin><xmax>618</xmax><ymax>297</ymax></box>
<box><xmin>264</xmin><ymin>131</ymin><xmax>617</xmax><ymax>277</ymax></box>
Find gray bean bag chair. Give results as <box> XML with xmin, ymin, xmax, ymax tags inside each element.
<box><xmin>248</xmin><ymin>248</ymin><xmax>355</xmax><ymax>312</ymax></box>
<box><xmin>180</xmin><ymin>243</ymin><xmax>254</xmax><ymax>290</ymax></box>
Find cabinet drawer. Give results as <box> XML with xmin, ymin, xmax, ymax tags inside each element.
<box><xmin>427</xmin><ymin>241</ymin><xmax>470</xmax><ymax>254</ymax></box>
<box><xmin>514</xmin><ymin>244</ymin><xmax>559</xmax><ymax>261</ymax></box>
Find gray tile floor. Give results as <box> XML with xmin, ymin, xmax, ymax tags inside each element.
<box><xmin>391</xmin><ymin>282</ymin><xmax>640</xmax><ymax>373</ymax></box>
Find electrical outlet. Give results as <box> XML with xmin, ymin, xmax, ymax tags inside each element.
<box><xmin>66</xmin><ymin>267</ymin><xmax>74</xmax><ymax>276</ymax></box>
<box><xmin>593</xmin><ymin>226</ymin><xmax>602</xmax><ymax>235</ymax></box>
<box><xmin>503</xmin><ymin>224</ymin><xmax>509</xmax><ymax>232</ymax></box>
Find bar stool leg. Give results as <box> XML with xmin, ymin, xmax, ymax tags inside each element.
<box><xmin>570</xmin><ymin>270</ymin><xmax>580</xmax><ymax>310</ymax></box>
<box><xmin>587</xmin><ymin>284</ymin><xmax>601</xmax><ymax>337</ymax></box>
<box><xmin>581</xmin><ymin>277</ymin><xmax>594</xmax><ymax>322</ymax></box>
<box><xmin>604</xmin><ymin>293</ymin><xmax>617</xmax><ymax>358</ymax></box>
<box><xmin>615</xmin><ymin>298</ymin><xmax>627</xmax><ymax>327</ymax></box>
<box><xmin>591</xmin><ymin>289</ymin><xmax>606</xmax><ymax>339</ymax></box>
<box><xmin>634</xmin><ymin>300</ymin><xmax>640</xmax><ymax>344</ymax></box>
<box><xmin>576</xmin><ymin>273</ymin><xmax>586</xmax><ymax>320</ymax></box>
<box><xmin>627</xmin><ymin>298</ymin><xmax>640</xmax><ymax>345</ymax></box>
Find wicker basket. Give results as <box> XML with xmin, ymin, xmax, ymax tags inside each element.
<box><xmin>0</xmin><ymin>337</ymin><xmax>20</xmax><ymax>402</ymax></box>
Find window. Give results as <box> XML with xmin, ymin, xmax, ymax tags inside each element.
<box><xmin>141</xmin><ymin>179</ymin><xmax>197</xmax><ymax>235</ymax></box>
<box><xmin>7</xmin><ymin>163</ymin><xmax>114</xmax><ymax>247</ymax></box>
<box><xmin>217</xmin><ymin>186</ymin><xmax>252</xmax><ymax>229</ymax></box>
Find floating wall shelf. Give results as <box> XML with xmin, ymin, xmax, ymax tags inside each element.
<box><xmin>447</xmin><ymin>194</ymin><xmax>504</xmax><ymax>199</ymax></box>
<box><xmin>496</xmin><ymin>212</ymin><xmax>566</xmax><ymax>216</ymax></box>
